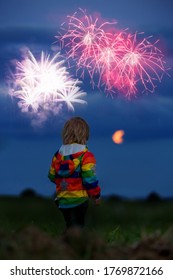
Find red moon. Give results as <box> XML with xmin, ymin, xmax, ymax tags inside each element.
<box><xmin>112</xmin><ymin>130</ymin><xmax>125</xmax><ymax>144</ymax></box>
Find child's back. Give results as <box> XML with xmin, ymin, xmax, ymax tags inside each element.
<box><xmin>48</xmin><ymin>117</ymin><xmax>101</xmax><ymax>230</ymax></box>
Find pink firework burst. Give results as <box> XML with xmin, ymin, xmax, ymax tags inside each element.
<box><xmin>57</xmin><ymin>8</ymin><xmax>117</xmax><ymax>81</ymax></box>
<box><xmin>96</xmin><ymin>31</ymin><xmax>127</xmax><ymax>93</ymax></box>
<box><xmin>102</xmin><ymin>32</ymin><xmax>167</xmax><ymax>96</ymax></box>
<box><xmin>56</xmin><ymin>9</ymin><xmax>167</xmax><ymax>97</ymax></box>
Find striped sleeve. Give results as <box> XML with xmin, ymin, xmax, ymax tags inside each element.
<box><xmin>48</xmin><ymin>151</ymin><xmax>60</xmax><ymax>183</ymax></box>
<box><xmin>81</xmin><ymin>151</ymin><xmax>101</xmax><ymax>198</ymax></box>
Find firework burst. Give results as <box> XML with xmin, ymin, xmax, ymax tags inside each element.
<box><xmin>113</xmin><ymin>32</ymin><xmax>166</xmax><ymax>96</ymax></box>
<box><xmin>57</xmin><ymin>8</ymin><xmax>117</xmax><ymax>80</ymax></box>
<box><xmin>95</xmin><ymin>31</ymin><xmax>127</xmax><ymax>92</ymax></box>
<box><xmin>57</xmin><ymin>9</ymin><xmax>167</xmax><ymax>97</ymax></box>
<box><xmin>9</xmin><ymin>50</ymin><xmax>87</xmax><ymax>119</ymax></box>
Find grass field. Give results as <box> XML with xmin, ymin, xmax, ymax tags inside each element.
<box><xmin>0</xmin><ymin>195</ymin><xmax>173</xmax><ymax>259</ymax></box>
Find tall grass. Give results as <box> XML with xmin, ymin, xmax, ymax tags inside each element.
<box><xmin>0</xmin><ymin>196</ymin><xmax>173</xmax><ymax>259</ymax></box>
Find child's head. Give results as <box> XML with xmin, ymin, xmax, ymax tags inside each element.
<box><xmin>62</xmin><ymin>117</ymin><xmax>89</xmax><ymax>145</ymax></box>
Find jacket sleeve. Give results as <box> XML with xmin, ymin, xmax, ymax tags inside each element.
<box><xmin>48</xmin><ymin>151</ymin><xmax>59</xmax><ymax>183</ymax></box>
<box><xmin>81</xmin><ymin>151</ymin><xmax>101</xmax><ymax>199</ymax></box>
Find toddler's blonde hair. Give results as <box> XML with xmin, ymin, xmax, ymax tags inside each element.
<box><xmin>62</xmin><ymin>117</ymin><xmax>89</xmax><ymax>145</ymax></box>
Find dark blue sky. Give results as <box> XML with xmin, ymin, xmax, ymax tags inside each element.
<box><xmin>0</xmin><ymin>0</ymin><xmax>173</xmax><ymax>198</ymax></box>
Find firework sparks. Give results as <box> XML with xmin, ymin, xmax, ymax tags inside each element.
<box><xmin>9</xmin><ymin>50</ymin><xmax>87</xmax><ymax>120</ymax></box>
<box><xmin>57</xmin><ymin>8</ymin><xmax>117</xmax><ymax>81</ymax></box>
<box><xmin>57</xmin><ymin>9</ymin><xmax>167</xmax><ymax>96</ymax></box>
<box><xmin>55</xmin><ymin>80</ymin><xmax>87</xmax><ymax>111</ymax></box>
<box><xmin>96</xmin><ymin>32</ymin><xmax>127</xmax><ymax>92</ymax></box>
<box><xmin>113</xmin><ymin>33</ymin><xmax>166</xmax><ymax>96</ymax></box>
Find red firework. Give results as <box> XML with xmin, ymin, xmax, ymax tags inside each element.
<box><xmin>56</xmin><ymin>9</ymin><xmax>167</xmax><ymax>96</ymax></box>
<box><xmin>56</xmin><ymin>8</ymin><xmax>117</xmax><ymax>80</ymax></box>
<box><xmin>113</xmin><ymin>32</ymin><xmax>166</xmax><ymax>96</ymax></box>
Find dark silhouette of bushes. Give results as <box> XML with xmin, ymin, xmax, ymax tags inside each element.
<box><xmin>146</xmin><ymin>192</ymin><xmax>162</xmax><ymax>202</ymax></box>
<box><xmin>20</xmin><ymin>188</ymin><xmax>38</xmax><ymax>198</ymax></box>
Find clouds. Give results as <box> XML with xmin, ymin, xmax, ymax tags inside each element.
<box><xmin>77</xmin><ymin>90</ymin><xmax>173</xmax><ymax>143</ymax></box>
<box><xmin>1</xmin><ymin>78</ymin><xmax>173</xmax><ymax>142</ymax></box>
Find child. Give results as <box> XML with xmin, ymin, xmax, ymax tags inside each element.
<box><xmin>48</xmin><ymin>117</ymin><xmax>101</xmax><ymax>230</ymax></box>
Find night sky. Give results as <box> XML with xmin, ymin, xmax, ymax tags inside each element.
<box><xmin>0</xmin><ymin>0</ymin><xmax>173</xmax><ymax>198</ymax></box>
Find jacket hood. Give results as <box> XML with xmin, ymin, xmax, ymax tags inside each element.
<box><xmin>59</xmin><ymin>143</ymin><xmax>87</xmax><ymax>156</ymax></box>
<box><xmin>55</xmin><ymin>144</ymin><xmax>87</xmax><ymax>178</ymax></box>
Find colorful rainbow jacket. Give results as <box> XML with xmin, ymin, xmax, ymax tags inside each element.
<box><xmin>48</xmin><ymin>144</ymin><xmax>101</xmax><ymax>208</ymax></box>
